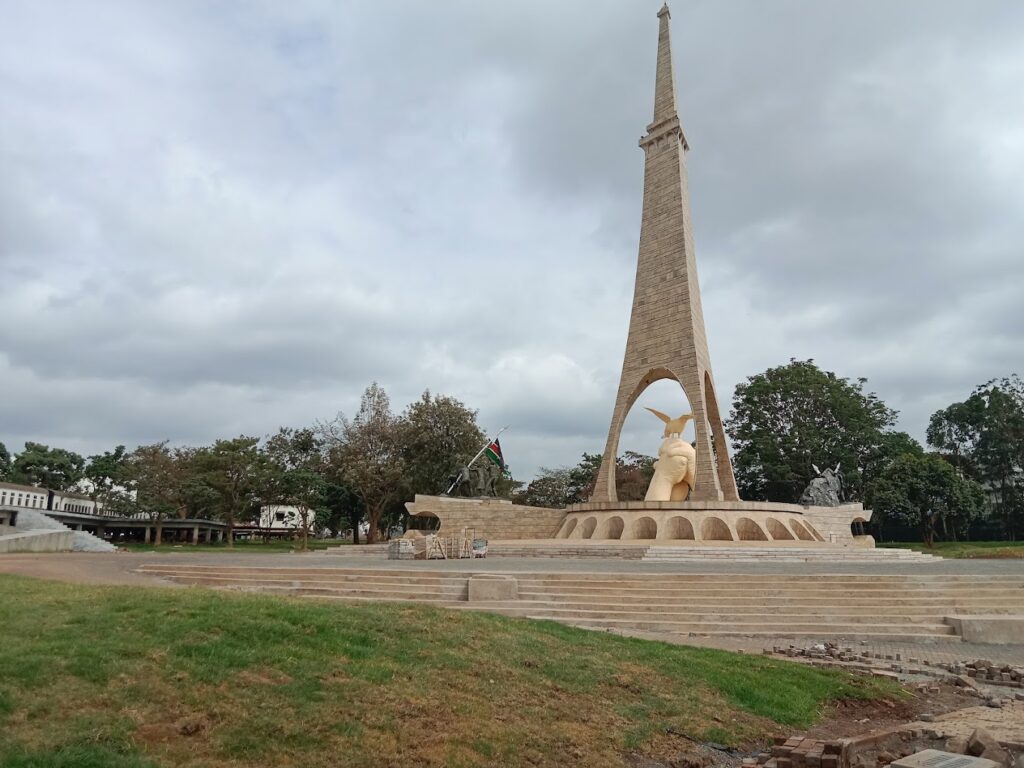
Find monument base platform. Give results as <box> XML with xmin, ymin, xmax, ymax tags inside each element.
<box><xmin>407</xmin><ymin>495</ymin><xmax>874</xmax><ymax>549</ymax></box>
<box><xmin>558</xmin><ymin>500</ymin><xmax>872</xmax><ymax>547</ymax></box>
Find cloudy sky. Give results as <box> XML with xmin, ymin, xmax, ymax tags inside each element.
<box><xmin>2</xmin><ymin>1</ymin><xmax>1022</xmax><ymax>480</ymax></box>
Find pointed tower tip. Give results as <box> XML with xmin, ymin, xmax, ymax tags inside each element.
<box><xmin>657</xmin><ymin>3</ymin><xmax>670</xmax><ymax>19</ymax></box>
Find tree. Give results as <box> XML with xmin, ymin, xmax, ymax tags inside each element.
<box><xmin>10</xmin><ymin>442</ymin><xmax>85</xmax><ymax>490</ymax></box>
<box><xmin>191</xmin><ymin>436</ymin><xmax>263</xmax><ymax>546</ymax></box>
<box><xmin>84</xmin><ymin>446</ymin><xmax>129</xmax><ymax>512</ymax></box>
<box><xmin>125</xmin><ymin>442</ymin><xmax>184</xmax><ymax>546</ymax></box>
<box><xmin>514</xmin><ymin>452</ymin><xmax>654</xmax><ymax>508</ymax></box>
<box><xmin>0</xmin><ymin>442</ymin><xmax>11</xmax><ymax>480</ymax></box>
<box><xmin>323</xmin><ymin>384</ymin><xmax>405</xmax><ymax>543</ymax></box>
<box><xmin>400</xmin><ymin>390</ymin><xmax>487</xmax><ymax>497</ymax></box>
<box><xmin>514</xmin><ymin>466</ymin><xmax>574</xmax><ymax>508</ymax></box>
<box><xmin>317</xmin><ymin>481</ymin><xmax>363</xmax><ymax>542</ymax></box>
<box><xmin>872</xmin><ymin>453</ymin><xmax>986</xmax><ymax>546</ymax></box>
<box><xmin>727</xmin><ymin>360</ymin><xmax>901</xmax><ymax>503</ymax></box>
<box><xmin>262</xmin><ymin>427</ymin><xmax>326</xmax><ymax>551</ymax></box>
<box><xmin>928</xmin><ymin>375</ymin><xmax>1024</xmax><ymax>540</ymax></box>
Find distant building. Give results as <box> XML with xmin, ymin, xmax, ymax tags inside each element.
<box><xmin>0</xmin><ymin>482</ymin><xmax>99</xmax><ymax>514</ymax></box>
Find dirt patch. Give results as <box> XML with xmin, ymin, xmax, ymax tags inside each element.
<box><xmin>807</xmin><ymin>682</ymin><xmax>978</xmax><ymax>740</ymax></box>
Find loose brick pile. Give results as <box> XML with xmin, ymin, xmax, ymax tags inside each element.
<box><xmin>962</xmin><ymin>661</ymin><xmax>1024</xmax><ymax>688</ymax></box>
<box><xmin>744</xmin><ymin>736</ymin><xmax>842</xmax><ymax>768</ymax></box>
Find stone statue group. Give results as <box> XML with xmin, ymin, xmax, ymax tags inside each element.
<box><xmin>446</xmin><ymin>462</ymin><xmax>501</xmax><ymax>498</ymax></box>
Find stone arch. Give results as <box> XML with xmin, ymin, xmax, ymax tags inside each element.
<box><xmin>580</xmin><ymin>517</ymin><xmax>597</xmax><ymax>539</ymax></box>
<box><xmin>558</xmin><ymin>518</ymin><xmax>578</xmax><ymax>539</ymax></box>
<box><xmin>632</xmin><ymin>516</ymin><xmax>658</xmax><ymax>539</ymax></box>
<box><xmin>807</xmin><ymin>524</ymin><xmax>826</xmax><ymax>542</ymax></box>
<box><xmin>765</xmin><ymin>517</ymin><xmax>794</xmax><ymax>540</ymax></box>
<box><xmin>661</xmin><ymin>516</ymin><xmax>695</xmax><ymax>540</ymax></box>
<box><xmin>703</xmin><ymin>371</ymin><xmax>739</xmax><ymax>501</ymax></box>
<box><xmin>700</xmin><ymin>516</ymin><xmax>733</xmax><ymax>541</ymax></box>
<box><xmin>789</xmin><ymin>519</ymin><xmax>815</xmax><ymax>541</ymax></box>
<box><xmin>597</xmin><ymin>516</ymin><xmax>624</xmax><ymax>540</ymax></box>
<box><xmin>736</xmin><ymin>517</ymin><xmax>768</xmax><ymax>541</ymax></box>
<box><xmin>593</xmin><ymin>367</ymin><xmax>691</xmax><ymax>502</ymax></box>
<box><xmin>851</xmin><ymin>517</ymin><xmax>869</xmax><ymax>537</ymax></box>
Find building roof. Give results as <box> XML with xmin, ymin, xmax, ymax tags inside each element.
<box><xmin>0</xmin><ymin>481</ymin><xmax>47</xmax><ymax>494</ymax></box>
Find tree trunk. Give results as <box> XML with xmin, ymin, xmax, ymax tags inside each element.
<box><xmin>155</xmin><ymin>518</ymin><xmax>163</xmax><ymax>547</ymax></box>
<box><xmin>366</xmin><ymin>505</ymin><xmax>382</xmax><ymax>544</ymax></box>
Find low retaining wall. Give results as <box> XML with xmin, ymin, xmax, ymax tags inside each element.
<box><xmin>945</xmin><ymin>615</ymin><xmax>1024</xmax><ymax>645</ymax></box>
<box><xmin>405</xmin><ymin>495</ymin><xmax>566</xmax><ymax>540</ymax></box>
<box><xmin>0</xmin><ymin>529</ymin><xmax>73</xmax><ymax>553</ymax></box>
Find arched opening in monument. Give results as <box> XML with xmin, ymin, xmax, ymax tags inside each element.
<box><xmin>789</xmin><ymin>519</ymin><xmax>815</xmax><ymax>541</ymax></box>
<box><xmin>598</xmin><ymin>516</ymin><xmax>624</xmax><ymax>540</ymax></box>
<box><xmin>765</xmin><ymin>517</ymin><xmax>794</xmax><ymax>540</ymax></box>
<box><xmin>632</xmin><ymin>516</ymin><xmax>657</xmax><ymax>539</ymax></box>
<box><xmin>701</xmin><ymin>516</ymin><xmax>732</xmax><ymax>541</ymax></box>
<box><xmin>736</xmin><ymin>517</ymin><xmax>768</xmax><ymax>541</ymax></box>
<box><xmin>615</xmin><ymin>377</ymin><xmax>694</xmax><ymax>501</ymax></box>
<box><xmin>851</xmin><ymin>517</ymin><xmax>869</xmax><ymax>537</ymax></box>
<box><xmin>558</xmin><ymin>518</ymin><xmax>578</xmax><ymax>539</ymax></box>
<box><xmin>580</xmin><ymin>517</ymin><xmax>597</xmax><ymax>539</ymax></box>
<box><xmin>808</xmin><ymin>524</ymin><xmax>826</xmax><ymax>542</ymax></box>
<box><xmin>407</xmin><ymin>511</ymin><xmax>440</xmax><ymax>532</ymax></box>
<box><xmin>663</xmin><ymin>516</ymin><xmax>695</xmax><ymax>540</ymax></box>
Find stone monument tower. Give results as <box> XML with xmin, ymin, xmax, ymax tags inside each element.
<box><xmin>592</xmin><ymin>4</ymin><xmax>739</xmax><ymax>503</ymax></box>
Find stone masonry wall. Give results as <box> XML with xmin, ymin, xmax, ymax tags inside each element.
<box><xmin>405</xmin><ymin>495</ymin><xmax>567</xmax><ymax>540</ymax></box>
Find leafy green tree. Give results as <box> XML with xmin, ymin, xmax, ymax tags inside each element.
<box><xmin>10</xmin><ymin>442</ymin><xmax>85</xmax><ymax>490</ymax></box>
<box><xmin>929</xmin><ymin>375</ymin><xmax>1024</xmax><ymax>539</ymax></box>
<box><xmin>84</xmin><ymin>446</ymin><xmax>129</xmax><ymax>512</ymax></box>
<box><xmin>400</xmin><ymin>390</ymin><xmax>486</xmax><ymax>497</ymax></box>
<box><xmin>872</xmin><ymin>453</ymin><xmax>986</xmax><ymax>546</ymax></box>
<box><xmin>322</xmin><ymin>383</ymin><xmax>405</xmax><ymax>543</ymax></box>
<box><xmin>727</xmin><ymin>360</ymin><xmax>901</xmax><ymax>503</ymax></box>
<box><xmin>191</xmin><ymin>436</ymin><xmax>263</xmax><ymax>546</ymax></box>
<box><xmin>514</xmin><ymin>466</ymin><xmax>574</xmax><ymax>508</ymax></box>
<box><xmin>0</xmin><ymin>442</ymin><xmax>11</xmax><ymax>480</ymax></box>
<box><xmin>262</xmin><ymin>427</ymin><xmax>326</xmax><ymax>551</ymax></box>
<box><xmin>125</xmin><ymin>442</ymin><xmax>184</xmax><ymax>546</ymax></box>
<box><xmin>514</xmin><ymin>452</ymin><xmax>654</xmax><ymax>508</ymax></box>
<box><xmin>317</xmin><ymin>481</ymin><xmax>363</xmax><ymax>542</ymax></box>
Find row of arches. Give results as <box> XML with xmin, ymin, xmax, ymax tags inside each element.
<box><xmin>559</xmin><ymin>514</ymin><xmax>823</xmax><ymax>542</ymax></box>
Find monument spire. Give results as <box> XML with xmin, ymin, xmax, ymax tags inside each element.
<box><xmin>591</xmin><ymin>4</ymin><xmax>739</xmax><ymax>503</ymax></box>
<box><xmin>652</xmin><ymin>4</ymin><xmax>678</xmax><ymax>125</ymax></box>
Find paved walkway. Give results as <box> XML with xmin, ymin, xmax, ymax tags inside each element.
<box><xmin>605</xmin><ymin>629</ymin><xmax>1024</xmax><ymax>669</ymax></box>
<box><xmin>3</xmin><ymin>550</ymin><xmax>1022</xmax><ymax>579</ymax></box>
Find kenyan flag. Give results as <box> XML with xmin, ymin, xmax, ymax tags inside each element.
<box><xmin>484</xmin><ymin>439</ymin><xmax>506</xmax><ymax>472</ymax></box>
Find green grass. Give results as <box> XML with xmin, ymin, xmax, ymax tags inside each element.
<box><xmin>118</xmin><ymin>538</ymin><xmax>354</xmax><ymax>554</ymax></box>
<box><xmin>0</xmin><ymin>575</ymin><xmax>898</xmax><ymax>768</ymax></box>
<box><xmin>879</xmin><ymin>540</ymin><xmax>1024</xmax><ymax>559</ymax></box>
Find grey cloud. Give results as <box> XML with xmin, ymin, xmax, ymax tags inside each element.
<box><xmin>1</xmin><ymin>0</ymin><xmax>1022</xmax><ymax>478</ymax></box>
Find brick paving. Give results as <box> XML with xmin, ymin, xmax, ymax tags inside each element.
<box><xmin>605</xmin><ymin>630</ymin><xmax>1024</xmax><ymax>674</ymax></box>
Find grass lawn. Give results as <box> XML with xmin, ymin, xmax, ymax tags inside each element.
<box><xmin>0</xmin><ymin>576</ymin><xmax>897</xmax><ymax>768</ymax></box>
<box><xmin>118</xmin><ymin>538</ymin><xmax>354</xmax><ymax>554</ymax></box>
<box><xmin>879</xmin><ymin>540</ymin><xmax>1024</xmax><ymax>559</ymax></box>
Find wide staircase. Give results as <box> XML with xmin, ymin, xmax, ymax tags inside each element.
<box><xmin>483</xmin><ymin>542</ymin><xmax>939</xmax><ymax>563</ymax></box>
<box><xmin>133</xmin><ymin>564</ymin><xmax>1024</xmax><ymax>642</ymax></box>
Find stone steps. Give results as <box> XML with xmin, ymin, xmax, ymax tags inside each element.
<box><xmin>133</xmin><ymin>564</ymin><xmax>1024</xmax><ymax>641</ymax></box>
<box><xmin>481</xmin><ymin>542</ymin><xmax>942</xmax><ymax>562</ymax></box>
<box><xmin>507</xmin><ymin>597</ymin><xmax>1018</xmax><ymax>615</ymax></box>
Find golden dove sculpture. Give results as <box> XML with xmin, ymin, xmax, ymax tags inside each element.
<box><xmin>644</xmin><ymin>407</ymin><xmax>694</xmax><ymax>438</ymax></box>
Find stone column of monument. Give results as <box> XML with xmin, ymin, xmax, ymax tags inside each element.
<box><xmin>592</xmin><ymin>4</ymin><xmax>739</xmax><ymax>503</ymax></box>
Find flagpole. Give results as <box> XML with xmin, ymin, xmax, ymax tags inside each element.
<box><xmin>444</xmin><ymin>425</ymin><xmax>510</xmax><ymax>495</ymax></box>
